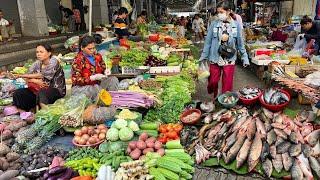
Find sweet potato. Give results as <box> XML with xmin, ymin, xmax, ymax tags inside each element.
<box><xmin>130</xmin><ymin>149</ymin><xmax>141</xmax><ymax>160</ymax></box>
<box><xmin>0</xmin><ymin>170</ymin><xmax>19</xmax><ymax>180</ymax></box>
<box><xmin>136</xmin><ymin>140</ymin><xmax>146</xmax><ymax>150</ymax></box>
<box><xmin>145</xmin><ymin>137</ymin><xmax>156</xmax><ymax>143</ymax></box>
<box><xmin>146</xmin><ymin>141</ymin><xmax>154</xmax><ymax>148</ymax></box>
<box><xmin>6</xmin><ymin>152</ymin><xmax>19</xmax><ymax>162</ymax></box>
<box><xmin>2</xmin><ymin>130</ymin><xmax>12</xmax><ymax>140</ymax></box>
<box><xmin>138</xmin><ymin>132</ymin><xmax>148</xmax><ymax>141</ymax></box>
<box><xmin>143</xmin><ymin>148</ymin><xmax>154</xmax><ymax>155</ymax></box>
<box><xmin>0</xmin><ymin>158</ymin><xmax>9</xmax><ymax>171</ymax></box>
<box><xmin>0</xmin><ymin>144</ymin><xmax>10</xmax><ymax>156</ymax></box>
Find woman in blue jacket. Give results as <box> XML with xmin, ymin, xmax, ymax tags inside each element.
<box><xmin>199</xmin><ymin>1</ymin><xmax>249</xmax><ymax>100</ymax></box>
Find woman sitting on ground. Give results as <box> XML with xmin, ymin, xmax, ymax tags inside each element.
<box><xmin>13</xmin><ymin>44</ymin><xmax>66</xmax><ymax>111</ymax></box>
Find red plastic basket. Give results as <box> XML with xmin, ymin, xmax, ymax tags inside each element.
<box><xmin>238</xmin><ymin>90</ymin><xmax>262</xmax><ymax>106</ymax></box>
<box><xmin>259</xmin><ymin>89</ymin><xmax>291</xmax><ymax>112</ymax></box>
<box><xmin>149</xmin><ymin>34</ymin><xmax>160</xmax><ymax>42</ymax></box>
<box><xmin>180</xmin><ymin>109</ymin><xmax>202</xmax><ymax>125</ymax></box>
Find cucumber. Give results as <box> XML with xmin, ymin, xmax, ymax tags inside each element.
<box><xmin>167</xmin><ymin>62</ymin><xmax>180</xmax><ymax>66</ymax></box>
<box><xmin>165</xmin><ymin>149</ymin><xmax>185</xmax><ymax>154</ymax></box>
<box><xmin>135</xmin><ymin>130</ymin><xmax>158</xmax><ymax>137</ymax></box>
<box><xmin>139</xmin><ymin>122</ymin><xmax>159</xmax><ymax>130</ymax></box>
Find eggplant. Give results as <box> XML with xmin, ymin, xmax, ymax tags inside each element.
<box><xmin>47</xmin><ymin>172</ymin><xmax>65</xmax><ymax>180</ymax></box>
<box><xmin>43</xmin><ymin>171</ymin><xmax>50</xmax><ymax>179</ymax></box>
<box><xmin>56</xmin><ymin>168</ymin><xmax>73</xmax><ymax>180</ymax></box>
<box><xmin>48</xmin><ymin>166</ymin><xmax>67</xmax><ymax>175</ymax></box>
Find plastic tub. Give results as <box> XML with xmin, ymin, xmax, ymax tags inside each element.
<box><xmin>238</xmin><ymin>89</ymin><xmax>262</xmax><ymax>106</ymax></box>
<box><xmin>218</xmin><ymin>92</ymin><xmax>239</xmax><ymax>108</ymax></box>
<box><xmin>259</xmin><ymin>89</ymin><xmax>291</xmax><ymax>112</ymax></box>
<box><xmin>180</xmin><ymin>109</ymin><xmax>202</xmax><ymax>125</ymax></box>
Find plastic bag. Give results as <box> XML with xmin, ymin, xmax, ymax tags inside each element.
<box><xmin>92</xmin><ymin>106</ymin><xmax>117</xmax><ymax>124</ymax></box>
<box><xmin>290</xmin><ymin>35</ymin><xmax>307</xmax><ymax>56</ymax></box>
<box><xmin>71</xmin><ymin>85</ymin><xmax>101</xmax><ymax>102</ymax></box>
<box><xmin>198</xmin><ymin>60</ymin><xmax>210</xmax><ymax>81</ymax></box>
<box><xmin>304</xmin><ymin>71</ymin><xmax>320</xmax><ymax>88</ymax></box>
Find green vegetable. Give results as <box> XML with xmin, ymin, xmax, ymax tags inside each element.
<box><xmin>162</xmin><ymin>156</ymin><xmax>194</xmax><ymax>173</ymax></box>
<box><xmin>202</xmin><ymin>158</ymin><xmax>219</xmax><ymax>167</ymax></box>
<box><xmin>114</xmin><ymin>119</ymin><xmax>127</xmax><ymax>129</ymax></box>
<box><xmin>119</xmin><ymin>48</ymin><xmax>149</xmax><ymax>67</ymax></box>
<box><xmin>135</xmin><ymin>130</ymin><xmax>158</xmax><ymax>137</ymax></box>
<box><xmin>157</xmin><ymin>167</ymin><xmax>179</xmax><ymax>180</ymax></box>
<box><xmin>179</xmin><ymin>170</ymin><xmax>193</xmax><ymax>179</ymax></box>
<box><xmin>165</xmin><ymin>140</ymin><xmax>183</xmax><ymax>149</ymax></box>
<box><xmin>118</xmin><ymin>127</ymin><xmax>134</xmax><ymax>141</ymax></box>
<box><xmin>65</xmin><ymin>158</ymin><xmax>100</xmax><ymax>177</ymax></box>
<box><xmin>149</xmin><ymin>167</ymin><xmax>166</xmax><ymax>180</ymax></box>
<box><xmin>156</xmin><ymin>158</ymin><xmax>182</xmax><ymax>173</ymax></box>
<box><xmin>139</xmin><ymin>122</ymin><xmax>159</xmax><ymax>130</ymax></box>
<box><xmin>165</xmin><ymin>149</ymin><xmax>185</xmax><ymax>154</ymax></box>
<box><xmin>128</xmin><ymin>121</ymin><xmax>140</xmax><ymax>132</ymax></box>
<box><xmin>165</xmin><ymin>152</ymin><xmax>192</xmax><ymax>163</ymax></box>
<box><xmin>106</xmin><ymin>128</ymin><xmax>119</xmax><ymax>141</ymax></box>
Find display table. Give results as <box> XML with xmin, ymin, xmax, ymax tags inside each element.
<box><xmin>251</xmin><ymin>58</ymin><xmax>290</xmax><ymax>66</ymax></box>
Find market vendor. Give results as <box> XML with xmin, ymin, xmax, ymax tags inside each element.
<box><xmin>114</xmin><ymin>7</ymin><xmax>130</xmax><ymax>39</ymax></box>
<box><xmin>300</xmin><ymin>15</ymin><xmax>320</xmax><ymax>52</ymax></box>
<box><xmin>12</xmin><ymin>44</ymin><xmax>66</xmax><ymax>111</ymax></box>
<box><xmin>269</xmin><ymin>24</ymin><xmax>288</xmax><ymax>42</ymax></box>
<box><xmin>199</xmin><ymin>1</ymin><xmax>249</xmax><ymax>101</ymax></box>
<box><xmin>71</xmin><ymin>35</ymin><xmax>118</xmax><ymax>100</ymax></box>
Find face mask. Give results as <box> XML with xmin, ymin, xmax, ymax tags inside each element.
<box><xmin>217</xmin><ymin>13</ymin><xmax>227</xmax><ymax>21</ymax></box>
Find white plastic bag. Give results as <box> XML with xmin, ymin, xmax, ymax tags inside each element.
<box><xmin>198</xmin><ymin>60</ymin><xmax>210</xmax><ymax>81</ymax></box>
<box><xmin>290</xmin><ymin>35</ymin><xmax>307</xmax><ymax>56</ymax></box>
<box><xmin>304</xmin><ymin>71</ymin><xmax>320</xmax><ymax>88</ymax></box>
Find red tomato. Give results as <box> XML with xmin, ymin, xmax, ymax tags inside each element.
<box><xmin>158</xmin><ymin>137</ymin><xmax>167</xmax><ymax>143</ymax></box>
<box><xmin>159</xmin><ymin>125</ymin><xmax>167</xmax><ymax>133</ymax></box>
<box><xmin>173</xmin><ymin>124</ymin><xmax>183</xmax><ymax>132</ymax></box>
<box><xmin>166</xmin><ymin>131</ymin><xmax>178</xmax><ymax>139</ymax></box>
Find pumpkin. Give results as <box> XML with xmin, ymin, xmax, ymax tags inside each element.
<box><xmin>98</xmin><ymin>89</ymin><xmax>112</xmax><ymax>106</ymax></box>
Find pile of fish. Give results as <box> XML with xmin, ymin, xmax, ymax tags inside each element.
<box><xmin>262</xmin><ymin>88</ymin><xmax>289</xmax><ymax>105</ymax></box>
<box><xmin>239</xmin><ymin>87</ymin><xmax>261</xmax><ymax>99</ymax></box>
<box><xmin>194</xmin><ymin>106</ymin><xmax>320</xmax><ymax>179</ymax></box>
<box><xmin>221</xmin><ymin>94</ymin><xmax>237</xmax><ymax>104</ymax></box>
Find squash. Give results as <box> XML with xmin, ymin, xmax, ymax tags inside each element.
<box><xmin>98</xmin><ymin>89</ymin><xmax>112</xmax><ymax>106</ymax></box>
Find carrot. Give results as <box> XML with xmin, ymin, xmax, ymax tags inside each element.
<box><xmin>71</xmin><ymin>176</ymin><xmax>93</xmax><ymax>180</ymax></box>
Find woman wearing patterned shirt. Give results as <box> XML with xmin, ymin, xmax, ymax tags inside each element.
<box><xmin>13</xmin><ymin>44</ymin><xmax>66</xmax><ymax>111</ymax></box>
<box><xmin>71</xmin><ymin>36</ymin><xmax>118</xmax><ymax>100</ymax></box>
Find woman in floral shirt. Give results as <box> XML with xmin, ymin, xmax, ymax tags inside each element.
<box><xmin>71</xmin><ymin>36</ymin><xmax>118</xmax><ymax>100</ymax></box>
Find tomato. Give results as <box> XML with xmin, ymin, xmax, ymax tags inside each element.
<box><xmin>173</xmin><ymin>124</ymin><xmax>183</xmax><ymax>132</ymax></box>
<box><xmin>166</xmin><ymin>131</ymin><xmax>178</xmax><ymax>139</ymax></box>
<box><xmin>158</xmin><ymin>137</ymin><xmax>167</xmax><ymax>143</ymax></box>
<box><xmin>159</xmin><ymin>125</ymin><xmax>167</xmax><ymax>133</ymax></box>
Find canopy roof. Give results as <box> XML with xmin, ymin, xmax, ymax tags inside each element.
<box><xmin>159</xmin><ymin>0</ymin><xmax>198</xmax><ymax>10</ymax></box>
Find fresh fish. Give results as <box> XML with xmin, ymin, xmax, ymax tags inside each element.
<box><xmin>267</xmin><ymin>129</ymin><xmax>277</xmax><ymax>145</ymax></box>
<box><xmin>282</xmin><ymin>152</ymin><xmax>293</xmax><ymax>171</ymax></box>
<box><xmin>297</xmin><ymin>154</ymin><xmax>314</xmax><ymax>179</ymax></box>
<box><xmin>264</xmin><ymin>89</ymin><xmax>276</xmax><ymax>104</ymax></box>
<box><xmin>259</xmin><ymin>112</ymin><xmax>270</xmax><ymax>123</ymax></box>
<box><xmin>273</xmin><ymin>114</ymin><xmax>283</xmax><ymax>123</ymax></box>
<box><xmin>289</xmin><ymin>132</ymin><xmax>299</xmax><ymax>144</ymax></box>
<box><xmin>212</xmin><ymin>123</ymin><xmax>228</xmax><ymax>143</ymax></box>
<box><xmin>221</xmin><ymin>131</ymin><xmax>238</xmax><ymax>153</ymax></box>
<box><xmin>226</xmin><ymin>116</ymin><xmax>237</xmax><ymax>126</ymax></box>
<box><xmin>207</xmin><ymin>122</ymin><xmax>224</xmax><ymax>140</ymax></box>
<box><xmin>199</xmin><ymin>123</ymin><xmax>216</xmax><ymax>142</ymax></box>
<box><xmin>276</xmin><ymin>141</ymin><xmax>292</xmax><ymax>154</ymax></box>
<box><xmin>236</xmin><ymin>139</ymin><xmax>252</xmax><ymax>168</ymax></box>
<box><xmin>271</xmin><ymin>123</ymin><xmax>287</xmax><ymax>129</ymax></box>
<box><xmin>295</xmin><ymin>110</ymin><xmax>309</xmax><ymax>122</ymax></box>
<box><xmin>225</xmin><ymin>135</ymin><xmax>246</xmax><ymax>163</ymax></box>
<box><xmin>304</xmin><ymin>129</ymin><xmax>320</xmax><ymax>146</ymax></box>
<box><xmin>274</xmin><ymin>128</ymin><xmax>287</xmax><ymax>139</ymax></box>
<box><xmin>262</xmin><ymin>108</ymin><xmax>274</xmax><ymax>119</ymax></box>
<box><xmin>246</xmin><ymin>120</ymin><xmax>256</xmax><ymax>140</ymax></box>
<box><xmin>252</xmin><ymin>109</ymin><xmax>261</xmax><ymax>117</ymax></box>
<box><xmin>203</xmin><ymin>113</ymin><xmax>213</xmax><ymax>124</ymax></box>
<box><xmin>212</xmin><ymin>109</ymin><xmax>228</xmax><ymax>120</ymax></box>
<box><xmin>248</xmin><ymin>133</ymin><xmax>263</xmax><ymax>172</ymax></box>
<box><xmin>262</xmin><ymin>159</ymin><xmax>273</xmax><ymax>178</ymax></box>
<box><xmin>232</xmin><ymin>115</ymin><xmax>249</xmax><ymax>132</ymax></box>
<box><xmin>309</xmin><ymin>156</ymin><xmax>320</xmax><ymax>178</ymax></box>
<box><xmin>260</xmin><ymin>142</ymin><xmax>270</xmax><ymax>162</ymax></box>
<box><xmin>301</xmin><ymin>123</ymin><xmax>314</xmax><ymax>137</ymax></box>
<box><xmin>294</xmin><ymin>128</ymin><xmax>305</xmax><ymax>144</ymax></box>
<box><xmin>264</xmin><ymin>122</ymin><xmax>272</xmax><ymax>132</ymax></box>
<box><xmin>291</xmin><ymin>160</ymin><xmax>304</xmax><ymax>180</ymax></box>
<box><xmin>311</xmin><ymin>140</ymin><xmax>320</xmax><ymax>157</ymax></box>
<box><xmin>270</xmin><ymin>92</ymin><xmax>282</xmax><ymax>105</ymax></box>
<box><xmin>283</xmin><ymin>128</ymin><xmax>292</xmax><ymax>136</ymax></box>
<box><xmin>306</xmin><ymin>111</ymin><xmax>316</xmax><ymax>122</ymax></box>
<box><xmin>220</xmin><ymin>111</ymin><xmax>233</xmax><ymax>123</ymax></box>
<box><xmin>302</xmin><ymin>144</ymin><xmax>313</xmax><ymax>157</ymax></box>
<box><xmin>275</xmin><ymin>137</ymin><xmax>285</xmax><ymax>147</ymax></box>
<box><xmin>289</xmin><ymin>143</ymin><xmax>302</xmax><ymax>157</ymax></box>
<box><xmin>256</xmin><ymin>117</ymin><xmax>267</xmax><ymax>138</ymax></box>
<box><xmin>270</xmin><ymin>145</ymin><xmax>277</xmax><ymax>159</ymax></box>
<box><xmin>272</xmin><ymin>154</ymin><xmax>283</xmax><ymax>173</ymax></box>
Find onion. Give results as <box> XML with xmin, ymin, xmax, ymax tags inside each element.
<box><xmin>73</xmin><ymin>136</ymin><xmax>81</xmax><ymax>143</ymax></box>
<box><xmin>100</xmin><ymin>129</ymin><xmax>107</xmax><ymax>133</ymax></box>
<box><xmin>88</xmin><ymin>137</ymin><xmax>97</xmax><ymax>144</ymax></box>
<box><xmin>97</xmin><ymin>124</ymin><xmax>106</xmax><ymax>130</ymax></box>
<box><xmin>78</xmin><ymin>138</ymin><xmax>86</xmax><ymax>145</ymax></box>
<box><xmin>82</xmin><ymin>134</ymin><xmax>90</xmax><ymax>141</ymax></box>
<box><xmin>81</xmin><ymin>126</ymin><xmax>88</xmax><ymax>134</ymax></box>
<box><xmin>98</xmin><ymin>133</ymin><xmax>106</xmax><ymax>140</ymax></box>
<box><xmin>94</xmin><ymin>129</ymin><xmax>100</xmax><ymax>134</ymax></box>
<box><xmin>74</xmin><ymin>130</ymin><xmax>82</xmax><ymax>136</ymax></box>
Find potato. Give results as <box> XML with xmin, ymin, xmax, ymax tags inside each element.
<box><xmin>145</xmin><ymin>137</ymin><xmax>156</xmax><ymax>143</ymax></box>
<box><xmin>139</xmin><ymin>132</ymin><xmax>148</xmax><ymax>141</ymax></box>
<box><xmin>128</xmin><ymin>141</ymin><xmax>137</xmax><ymax>150</ymax></box>
<box><xmin>156</xmin><ymin>148</ymin><xmax>165</xmax><ymax>156</ymax></box>
<box><xmin>0</xmin><ymin>158</ymin><xmax>9</xmax><ymax>171</ymax></box>
<box><xmin>130</xmin><ymin>149</ymin><xmax>141</xmax><ymax>160</ymax></box>
<box><xmin>136</xmin><ymin>141</ymin><xmax>146</xmax><ymax>150</ymax></box>
<box><xmin>154</xmin><ymin>141</ymin><xmax>163</xmax><ymax>150</ymax></box>
<box><xmin>126</xmin><ymin>146</ymin><xmax>132</xmax><ymax>154</ymax></box>
<box><xmin>143</xmin><ymin>148</ymin><xmax>154</xmax><ymax>155</ymax></box>
<box><xmin>146</xmin><ymin>141</ymin><xmax>154</xmax><ymax>148</ymax></box>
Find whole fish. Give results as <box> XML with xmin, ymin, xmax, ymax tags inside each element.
<box><xmin>302</xmin><ymin>144</ymin><xmax>313</xmax><ymax>157</ymax></box>
<box><xmin>271</xmin><ymin>123</ymin><xmax>287</xmax><ymax>129</ymax></box>
<box><xmin>275</xmin><ymin>137</ymin><xmax>285</xmax><ymax>147</ymax></box>
<box><xmin>270</xmin><ymin>145</ymin><xmax>277</xmax><ymax>159</ymax></box>
<box><xmin>293</xmin><ymin>128</ymin><xmax>305</xmax><ymax>144</ymax></box>
<box><xmin>273</xmin><ymin>114</ymin><xmax>283</xmax><ymax>124</ymax></box>
<box><xmin>289</xmin><ymin>132</ymin><xmax>299</xmax><ymax>144</ymax></box>
<box><xmin>276</xmin><ymin>141</ymin><xmax>292</xmax><ymax>154</ymax></box>
<box><xmin>199</xmin><ymin>123</ymin><xmax>216</xmax><ymax>142</ymax></box>
<box><xmin>264</xmin><ymin>89</ymin><xmax>276</xmax><ymax>104</ymax></box>
<box><xmin>212</xmin><ymin>123</ymin><xmax>228</xmax><ymax>144</ymax></box>
<box><xmin>274</xmin><ymin>128</ymin><xmax>287</xmax><ymax>139</ymax></box>
<box><xmin>301</xmin><ymin>123</ymin><xmax>314</xmax><ymax>137</ymax></box>
<box><xmin>212</xmin><ymin>109</ymin><xmax>228</xmax><ymax>120</ymax></box>
<box><xmin>304</xmin><ymin>129</ymin><xmax>320</xmax><ymax>146</ymax></box>
<box><xmin>232</xmin><ymin>115</ymin><xmax>249</xmax><ymax>132</ymax></box>
<box><xmin>297</xmin><ymin>153</ymin><xmax>314</xmax><ymax>179</ymax></box>
<box><xmin>221</xmin><ymin>131</ymin><xmax>238</xmax><ymax>153</ymax></box>
<box><xmin>309</xmin><ymin>156</ymin><xmax>320</xmax><ymax>178</ymax></box>
<box><xmin>272</xmin><ymin>154</ymin><xmax>283</xmax><ymax>173</ymax></box>
<box><xmin>248</xmin><ymin>133</ymin><xmax>263</xmax><ymax>172</ymax></box>
<box><xmin>259</xmin><ymin>112</ymin><xmax>270</xmax><ymax>123</ymax></box>
<box><xmin>311</xmin><ymin>140</ymin><xmax>320</xmax><ymax>157</ymax></box>
<box><xmin>283</xmin><ymin>128</ymin><xmax>292</xmax><ymax>136</ymax></box>
<box><xmin>225</xmin><ymin>135</ymin><xmax>246</xmax><ymax>163</ymax></box>
<box><xmin>260</xmin><ymin>142</ymin><xmax>270</xmax><ymax>162</ymax></box>
<box><xmin>262</xmin><ymin>159</ymin><xmax>273</xmax><ymax>178</ymax></box>
<box><xmin>207</xmin><ymin>122</ymin><xmax>224</xmax><ymax>140</ymax></box>
<box><xmin>282</xmin><ymin>152</ymin><xmax>293</xmax><ymax>171</ymax></box>
<box><xmin>246</xmin><ymin>120</ymin><xmax>256</xmax><ymax>140</ymax></box>
<box><xmin>264</xmin><ymin>122</ymin><xmax>272</xmax><ymax>132</ymax></box>
<box><xmin>256</xmin><ymin>117</ymin><xmax>267</xmax><ymax>138</ymax></box>
<box><xmin>270</xmin><ymin>92</ymin><xmax>282</xmax><ymax>105</ymax></box>
<box><xmin>306</xmin><ymin>111</ymin><xmax>316</xmax><ymax>122</ymax></box>
<box><xmin>262</xmin><ymin>108</ymin><xmax>274</xmax><ymax>119</ymax></box>
<box><xmin>291</xmin><ymin>160</ymin><xmax>304</xmax><ymax>180</ymax></box>
<box><xmin>267</xmin><ymin>129</ymin><xmax>277</xmax><ymax>145</ymax></box>
<box><xmin>289</xmin><ymin>143</ymin><xmax>302</xmax><ymax>157</ymax></box>
<box><xmin>236</xmin><ymin>139</ymin><xmax>252</xmax><ymax>168</ymax></box>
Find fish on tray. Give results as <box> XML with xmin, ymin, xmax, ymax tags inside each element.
<box><xmin>262</xmin><ymin>88</ymin><xmax>289</xmax><ymax>105</ymax></box>
<box><xmin>239</xmin><ymin>87</ymin><xmax>260</xmax><ymax>99</ymax></box>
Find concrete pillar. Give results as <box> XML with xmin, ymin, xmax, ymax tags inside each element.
<box><xmin>136</xmin><ymin>0</ymin><xmax>143</xmax><ymax>14</ymax></box>
<box><xmin>92</xmin><ymin>0</ymin><xmax>109</xmax><ymax>26</ymax></box>
<box><xmin>147</xmin><ymin>0</ymin><xmax>152</xmax><ymax>17</ymax></box>
<box><xmin>17</xmin><ymin>0</ymin><xmax>48</xmax><ymax>36</ymax></box>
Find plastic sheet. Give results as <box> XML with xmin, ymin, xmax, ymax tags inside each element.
<box><xmin>71</xmin><ymin>85</ymin><xmax>101</xmax><ymax>102</ymax></box>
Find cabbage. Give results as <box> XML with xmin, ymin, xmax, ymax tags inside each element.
<box><xmin>128</xmin><ymin>121</ymin><xmax>139</xmax><ymax>131</ymax></box>
<box><xmin>106</xmin><ymin>128</ymin><xmax>119</xmax><ymax>141</ymax></box>
<box><xmin>119</xmin><ymin>127</ymin><xmax>134</xmax><ymax>141</ymax></box>
<box><xmin>114</xmin><ymin>119</ymin><xmax>127</xmax><ymax>129</ymax></box>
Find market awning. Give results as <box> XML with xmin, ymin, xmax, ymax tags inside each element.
<box><xmin>159</xmin><ymin>0</ymin><xmax>198</xmax><ymax>10</ymax></box>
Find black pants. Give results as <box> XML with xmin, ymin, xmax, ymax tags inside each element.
<box><xmin>13</xmin><ymin>87</ymin><xmax>63</xmax><ymax>111</ymax></box>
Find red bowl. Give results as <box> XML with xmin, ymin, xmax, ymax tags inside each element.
<box><xmin>72</xmin><ymin>139</ymin><xmax>105</xmax><ymax>148</ymax></box>
<box><xmin>238</xmin><ymin>90</ymin><xmax>262</xmax><ymax>106</ymax></box>
<box><xmin>259</xmin><ymin>89</ymin><xmax>291</xmax><ymax>112</ymax></box>
<box><xmin>149</xmin><ymin>34</ymin><xmax>160</xmax><ymax>42</ymax></box>
<box><xmin>180</xmin><ymin>109</ymin><xmax>202</xmax><ymax>125</ymax></box>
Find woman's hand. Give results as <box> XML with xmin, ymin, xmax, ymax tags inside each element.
<box><xmin>28</xmin><ymin>79</ymin><xmax>49</xmax><ymax>88</ymax></box>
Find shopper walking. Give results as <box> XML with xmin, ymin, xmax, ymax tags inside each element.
<box><xmin>192</xmin><ymin>14</ymin><xmax>204</xmax><ymax>43</ymax></box>
<box><xmin>199</xmin><ymin>1</ymin><xmax>249</xmax><ymax>101</ymax></box>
